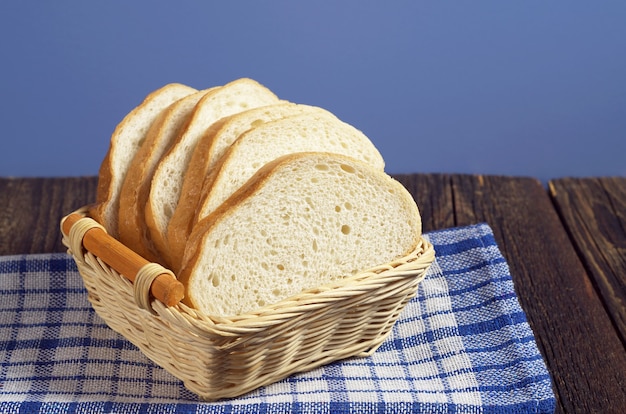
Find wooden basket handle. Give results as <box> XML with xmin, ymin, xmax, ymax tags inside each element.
<box><xmin>62</xmin><ymin>212</ymin><xmax>184</xmax><ymax>307</ymax></box>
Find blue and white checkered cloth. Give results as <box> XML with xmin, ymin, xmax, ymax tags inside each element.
<box><xmin>0</xmin><ymin>223</ymin><xmax>555</xmax><ymax>413</ymax></box>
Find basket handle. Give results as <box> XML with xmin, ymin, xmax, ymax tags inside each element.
<box><xmin>61</xmin><ymin>212</ymin><xmax>185</xmax><ymax>307</ymax></box>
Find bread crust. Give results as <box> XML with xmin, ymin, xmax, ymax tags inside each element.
<box><xmin>143</xmin><ymin>79</ymin><xmax>280</xmax><ymax>267</ymax></box>
<box><xmin>164</xmin><ymin>118</ymin><xmax>228</xmax><ymax>269</ymax></box>
<box><xmin>92</xmin><ymin>83</ymin><xmax>197</xmax><ymax>237</ymax></box>
<box><xmin>117</xmin><ymin>88</ymin><xmax>215</xmax><ymax>262</ymax></box>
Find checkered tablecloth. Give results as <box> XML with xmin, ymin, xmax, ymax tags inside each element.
<box><xmin>0</xmin><ymin>223</ymin><xmax>555</xmax><ymax>413</ymax></box>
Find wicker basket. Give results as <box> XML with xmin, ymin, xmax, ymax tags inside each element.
<box><xmin>60</xmin><ymin>207</ymin><xmax>435</xmax><ymax>400</ymax></box>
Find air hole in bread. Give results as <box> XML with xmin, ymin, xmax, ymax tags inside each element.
<box><xmin>335</xmin><ymin>205</ymin><xmax>341</xmax><ymax>212</ymax></box>
<box><xmin>341</xmin><ymin>225</ymin><xmax>351</xmax><ymax>235</ymax></box>
<box><xmin>304</xmin><ymin>197</ymin><xmax>315</xmax><ymax>209</ymax></box>
<box><xmin>315</xmin><ymin>164</ymin><xmax>329</xmax><ymax>171</ymax></box>
<box><xmin>272</xmin><ymin>289</ymin><xmax>282</xmax><ymax>296</ymax></box>
<box><xmin>312</xmin><ymin>240</ymin><xmax>319</xmax><ymax>252</ymax></box>
<box><xmin>311</xmin><ymin>177</ymin><xmax>319</xmax><ymax>183</ymax></box>
<box><xmin>164</xmin><ymin>204</ymin><xmax>174</xmax><ymax>219</ymax></box>
<box><xmin>277</xmin><ymin>264</ymin><xmax>285</xmax><ymax>271</ymax></box>
<box><xmin>211</xmin><ymin>274</ymin><xmax>220</xmax><ymax>287</ymax></box>
<box><xmin>340</xmin><ymin>164</ymin><xmax>356</xmax><ymax>174</ymax></box>
<box><xmin>344</xmin><ymin>202</ymin><xmax>353</xmax><ymax>210</ymax></box>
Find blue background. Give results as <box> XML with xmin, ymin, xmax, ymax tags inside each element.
<box><xmin>1</xmin><ymin>1</ymin><xmax>624</xmax><ymax>182</ymax></box>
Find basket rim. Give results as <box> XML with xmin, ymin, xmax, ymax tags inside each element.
<box><xmin>62</xmin><ymin>207</ymin><xmax>435</xmax><ymax>335</ymax></box>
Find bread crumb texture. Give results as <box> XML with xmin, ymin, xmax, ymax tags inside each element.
<box><xmin>185</xmin><ymin>153</ymin><xmax>420</xmax><ymax>316</ymax></box>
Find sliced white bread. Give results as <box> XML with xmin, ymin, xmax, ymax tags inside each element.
<box><xmin>91</xmin><ymin>83</ymin><xmax>197</xmax><ymax>237</ymax></box>
<box><xmin>203</xmin><ymin>102</ymin><xmax>338</xmax><ymax>171</ymax></box>
<box><xmin>145</xmin><ymin>78</ymin><xmax>280</xmax><ymax>266</ymax></box>
<box><xmin>178</xmin><ymin>152</ymin><xmax>422</xmax><ymax>316</ymax></box>
<box><xmin>166</xmin><ymin>102</ymin><xmax>339</xmax><ymax>265</ymax></box>
<box><xmin>117</xmin><ymin>87</ymin><xmax>217</xmax><ymax>261</ymax></box>
<box><xmin>184</xmin><ymin>111</ymin><xmax>385</xmax><ymax>253</ymax></box>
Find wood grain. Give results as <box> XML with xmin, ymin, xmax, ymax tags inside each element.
<box><xmin>549</xmin><ymin>177</ymin><xmax>626</xmax><ymax>346</ymax></box>
<box><xmin>3</xmin><ymin>174</ymin><xmax>626</xmax><ymax>412</ymax></box>
<box><xmin>394</xmin><ymin>174</ymin><xmax>626</xmax><ymax>413</ymax></box>
<box><xmin>0</xmin><ymin>176</ymin><xmax>97</xmax><ymax>255</ymax></box>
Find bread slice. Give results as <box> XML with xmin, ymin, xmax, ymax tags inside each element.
<box><xmin>200</xmin><ymin>102</ymin><xmax>337</xmax><ymax>172</ymax></box>
<box><xmin>117</xmin><ymin>87</ymin><xmax>217</xmax><ymax>261</ymax></box>
<box><xmin>191</xmin><ymin>111</ymin><xmax>385</xmax><ymax>235</ymax></box>
<box><xmin>91</xmin><ymin>83</ymin><xmax>197</xmax><ymax>237</ymax></box>
<box><xmin>166</xmin><ymin>102</ymin><xmax>339</xmax><ymax>265</ymax></box>
<box><xmin>145</xmin><ymin>78</ymin><xmax>280</xmax><ymax>266</ymax></box>
<box><xmin>178</xmin><ymin>152</ymin><xmax>421</xmax><ymax>316</ymax></box>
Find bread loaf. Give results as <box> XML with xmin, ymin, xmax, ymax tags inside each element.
<box><xmin>91</xmin><ymin>83</ymin><xmax>197</xmax><ymax>237</ymax></box>
<box><xmin>178</xmin><ymin>152</ymin><xmax>421</xmax><ymax>316</ymax></box>
<box><xmin>94</xmin><ymin>79</ymin><xmax>422</xmax><ymax>320</ymax></box>
<box><xmin>145</xmin><ymin>78</ymin><xmax>280</xmax><ymax>266</ymax></box>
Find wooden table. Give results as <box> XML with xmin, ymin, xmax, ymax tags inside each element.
<box><xmin>1</xmin><ymin>174</ymin><xmax>624</xmax><ymax>413</ymax></box>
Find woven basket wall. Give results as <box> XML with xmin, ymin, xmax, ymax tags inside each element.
<box><xmin>61</xmin><ymin>209</ymin><xmax>435</xmax><ymax>400</ymax></box>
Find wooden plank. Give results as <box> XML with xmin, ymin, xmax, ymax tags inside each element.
<box><xmin>549</xmin><ymin>177</ymin><xmax>626</xmax><ymax>345</ymax></box>
<box><xmin>0</xmin><ymin>177</ymin><xmax>98</xmax><ymax>255</ymax></box>
<box><xmin>3</xmin><ymin>174</ymin><xmax>626</xmax><ymax>411</ymax></box>
<box><xmin>395</xmin><ymin>174</ymin><xmax>626</xmax><ymax>413</ymax></box>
